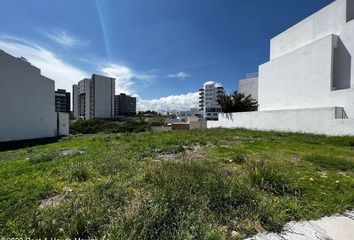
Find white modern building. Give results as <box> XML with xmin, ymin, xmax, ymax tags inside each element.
<box><xmin>199</xmin><ymin>82</ymin><xmax>225</xmax><ymax>120</ymax></box>
<box><xmin>73</xmin><ymin>74</ymin><xmax>115</xmax><ymax>120</ymax></box>
<box><xmin>209</xmin><ymin>0</ymin><xmax>354</xmax><ymax>136</ymax></box>
<box><xmin>0</xmin><ymin>49</ymin><xmax>69</xmax><ymax>142</ymax></box>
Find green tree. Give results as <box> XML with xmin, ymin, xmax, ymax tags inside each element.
<box><xmin>218</xmin><ymin>91</ymin><xmax>258</xmax><ymax>113</ymax></box>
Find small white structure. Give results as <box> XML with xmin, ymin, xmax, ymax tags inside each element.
<box><xmin>210</xmin><ymin>0</ymin><xmax>354</xmax><ymax>136</ymax></box>
<box><xmin>73</xmin><ymin>74</ymin><xmax>115</xmax><ymax>120</ymax></box>
<box><xmin>0</xmin><ymin>50</ymin><xmax>69</xmax><ymax>142</ymax></box>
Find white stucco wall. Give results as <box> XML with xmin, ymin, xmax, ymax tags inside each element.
<box><xmin>207</xmin><ymin>108</ymin><xmax>354</xmax><ymax>136</ymax></box>
<box><xmin>0</xmin><ymin>50</ymin><xmax>57</xmax><ymax>142</ymax></box>
<box><xmin>259</xmin><ymin>32</ymin><xmax>354</xmax><ymax>118</ymax></box>
<box><xmin>239</xmin><ymin>77</ymin><xmax>259</xmax><ymax>101</ymax></box>
<box><xmin>58</xmin><ymin>112</ymin><xmax>69</xmax><ymax>136</ymax></box>
<box><xmin>270</xmin><ymin>0</ymin><xmax>348</xmax><ymax>60</ymax></box>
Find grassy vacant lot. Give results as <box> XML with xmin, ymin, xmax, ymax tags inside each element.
<box><xmin>0</xmin><ymin>129</ymin><xmax>354</xmax><ymax>239</ymax></box>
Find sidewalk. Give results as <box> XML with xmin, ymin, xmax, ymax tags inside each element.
<box><xmin>246</xmin><ymin>210</ymin><xmax>354</xmax><ymax>240</ymax></box>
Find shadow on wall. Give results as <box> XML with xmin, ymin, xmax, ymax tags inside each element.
<box><xmin>333</xmin><ymin>38</ymin><xmax>351</xmax><ymax>90</ymax></box>
<box><xmin>347</xmin><ymin>0</ymin><xmax>354</xmax><ymax>22</ymax></box>
<box><xmin>0</xmin><ymin>137</ymin><xmax>61</xmax><ymax>152</ymax></box>
<box><xmin>224</xmin><ymin>113</ymin><xmax>234</xmax><ymax>121</ymax></box>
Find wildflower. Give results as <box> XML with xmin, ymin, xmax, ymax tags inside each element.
<box><xmin>309</xmin><ymin>178</ymin><xmax>314</xmax><ymax>181</ymax></box>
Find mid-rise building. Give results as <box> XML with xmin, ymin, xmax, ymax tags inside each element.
<box><xmin>199</xmin><ymin>82</ymin><xmax>225</xmax><ymax>120</ymax></box>
<box><xmin>73</xmin><ymin>74</ymin><xmax>115</xmax><ymax>120</ymax></box>
<box><xmin>114</xmin><ymin>93</ymin><xmax>136</xmax><ymax>117</ymax></box>
<box><xmin>0</xmin><ymin>49</ymin><xmax>69</xmax><ymax>142</ymax></box>
<box><xmin>55</xmin><ymin>89</ymin><xmax>70</xmax><ymax>113</ymax></box>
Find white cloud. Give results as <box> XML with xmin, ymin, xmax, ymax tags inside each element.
<box><xmin>45</xmin><ymin>30</ymin><xmax>88</xmax><ymax>48</ymax></box>
<box><xmin>0</xmin><ymin>34</ymin><xmax>198</xmax><ymax>113</ymax></box>
<box><xmin>0</xmin><ymin>35</ymin><xmax>88</xmax><ymax>92</ymax></box>
<box><xmin>101</xmin><ymin>64</ymin><xmax>156</xmax><ymax>95</ymax></box>
<box><xmin>137</xmin><ymin>92</ymin><xmax>199</xmax><ymax>112</ymax></box>
<box><xmin>204</xmin><ymin>81</ymin><xmax>222</xmax><ymax>87</ymax></box>
<box><xmin>168</xmin><ymin>71</ymin><xmax>190</xmax><ymax>79</ymax></box>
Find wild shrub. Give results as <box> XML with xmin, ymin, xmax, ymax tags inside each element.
<box><xmin>225</xmin><ymin>153</ymin><xmax>247</xmax><ymax>164</ymax></box>
<box><xmin>114</xmin><ymin>161</ymin><xmax>262</xmax><ymax>239</ymax></box>
<box><xmin>70</xmin><ymin>163</ymin><xmax>91</xmax><ymax>182</ymax></box>
<box><xmin>249</xmin><ymin>159</ymin><xmax>301</xmax><ymax>196</ymax></box>
<box><xmin>33</xmin><ymin>182</ymin><xmax>127</xmax><ymax>239</ymax></box>
<box><xmin>29</xmin><ymin>150</ymin><xmax>60</xmax><ymax>164</ymax></box>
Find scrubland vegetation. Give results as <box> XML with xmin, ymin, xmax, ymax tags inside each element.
<box><xmin>0</xmin><ymin>129</ymin><xmax>353</xmax><ymax>239</ymax></box>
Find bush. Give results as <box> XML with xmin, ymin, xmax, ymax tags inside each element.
<box><xmin>249</xmin><ymin>160</ymin><xmax>301</xmax><ymax>196</ymax></box>
<box><xmin>111</xmin><ymin>161</ymin><xmax>262</xmax><ymax>239</ymax></box>
<box><xmin>29</xmin><ymin>150</ymin><xmax>60</xmax><ymax>164</ymax></box>
<box><xmin>225</xmin><ymin>153</ymin><xmax>247</xmax><ymax>164</ymax></box>
<box><xmin>70</xmin><ymin>119</ymin><xmax>152</xmax><ymax>135</ymax></box>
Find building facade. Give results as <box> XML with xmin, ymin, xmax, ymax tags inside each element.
<box><xmin>258</xmin><ymin>0</ymin><xmax>354</xmax><ymax>117</ymax></box>
<box><xmin>0</xmin><ymin>50</ymin><xmax>68</xmax><ymax>142</ymax></box>
<box><xmin>199</xmin><ymin>82</ymin><xmax>225</xmax><ymax>120</ymax></box>
<box><xmin>55</xmin><ymin>89</ymin><xmax>70</xmax><ymax>113</ymax></box>
<box><xmin>114</xmin><ymin>93</ymin><xmax>136</xmax><ymax>117</ymax></box>
<box><xmin>210</xmin><ymin>0</ymin><xmax>354</xmax><ymax>136</ymax></box>
<box><xmin>73</xmin><ymin>74</ymin><xmax>115</xmax><ymax>120</ymax></box>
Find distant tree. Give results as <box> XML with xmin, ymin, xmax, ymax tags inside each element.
<box><xmin>218</xmin><ymin>91</ymin><xmax>258</xmax><ymax>113</ymax></box>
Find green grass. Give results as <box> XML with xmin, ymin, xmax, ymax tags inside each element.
<box><xmin>0</xmin><ymin>129</ymin><xmax>354</xmax><ymax>239</ymax></box>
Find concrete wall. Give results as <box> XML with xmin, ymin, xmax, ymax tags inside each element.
<box><xmin>207</xmin><ymin>108</ymin><xmax>354</xmax><ymax>136</ymax></box>
<box><xmin>93</xmin><ymin>74</ymin><xmax>115</xmax><ymax>119</ymax></box>
<box><xmin>189</xmin><ymin>121</ymin><xmax>207</xmax><ymax>130</ymax></box>
<box><xmin>58</xmin><ymin>112</ymin><xmax>69</xmax><ymax>136</ymax></box>
<box><xmin>270</xmin><ymin>0</ymin><xmax>348</xmax><ymax>60</ymax></box>
<box><xmin>151</xmin><ymin>126</ymin><xmax>172</xmax><ymax>132</ymax></box>
<box><xmin>0</xmin><ymin>50</ymin><xmax>58</xmax><ymax>142</ymax></box>
<box><xmin>239</xmin><ymin>77</ymin><xmax>258</xmax><ymax>101</ymax></box>
<box><xmin>172</xmin><ymin>123</ymin><xmax>190</xmax><ymax>131</ymax></box>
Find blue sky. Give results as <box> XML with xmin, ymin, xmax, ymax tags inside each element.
<box><xmin>0</xmin><ymin>0</ymin><xmax>333</xmax><ymax>111</ymax></box>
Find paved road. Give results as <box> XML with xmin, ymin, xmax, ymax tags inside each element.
<box><xmin>246</xmin><ymin>210</ymin><xmax>354</xmax><ymax>240</ymax></box>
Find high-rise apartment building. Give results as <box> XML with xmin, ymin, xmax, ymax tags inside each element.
<box><xmin>55</xmin><ymin>89</ymin><xmax>70</xmax><ymax>113</ymax></box>
<box><xmin>114</xmin><ymin>93</ymin><xmax>137</xmax><ymax>117</ymax></box>
<box><xmin>199</xmin><ymin>82</ymin><xmax>225</xmax><ymax>120</ymax></box>
<box><xmin>73</xmin><ymin>74</ymin><xmax>115</xmax><ymax>120</ymax></box>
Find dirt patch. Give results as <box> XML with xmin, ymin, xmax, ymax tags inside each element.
<box><xmin>38</xmin><ymin>187</ymin><xmax>73</xmax><ymax>210</ymax></box>
<box><xmin>61</xmin><ymin>148</ymin><xmax>86</xmax><ymax>157</ymax></box>
<box><xmin>39</xmin><ymin>195</ymin><xmax>63</xmax><ymax>210</ymax></box>
<box><xmin>159</xmin><ymin>145</ymin><xmax>206</xmax><ymax>162</ymax></box>
<box><xmin>290</xmin><ymin>154</ymin><xmax>302</xmax><ymax>163</ymax></box>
